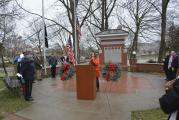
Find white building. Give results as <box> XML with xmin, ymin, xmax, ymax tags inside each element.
<box><xmin>137</xmin><ymin>41</ymin><xmax>160</xmax><ymax>63</ymax></box>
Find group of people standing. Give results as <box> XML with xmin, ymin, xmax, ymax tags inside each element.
<box><xmin>17</xmin><ymin>52</ymin><xmax>68</xmax><ymax>101</ymax></box>
<box><xmin>163</xmin><ymin>51</ymin><xmax>179</xmax><ymax>81</ymax></box>
<box><xmin>15</xmin><ymin>51</ymin><xmax>100</xmax><ymax>102</ymax></box>
<box><xmin>160</xmin><ymin>51</ymin><xmax>179</xmax><ymax>120</ymax></box>
<box><xmin>48</xmin><ymin>54</ymin><xmax>70</xmax><ymax>78</ymax></box>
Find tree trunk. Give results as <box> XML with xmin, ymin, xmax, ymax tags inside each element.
<box><xmin>129</xmin><ymin>27</ymin><xmax>139</xmax><ymax>60</ymax></box>
<box><xmin>1</xmin><ymin>54</ymin><xmax>8</xmax><ymax>75</ymax></box>
<box><xmin>1</xmin><ymin>18</ymin><xmax>8</xmax><ymax>76</ymax></box>
<box><xmin>101</xmin><ymin>0</ymin><xmax>105</xmax><ymax>31</ymax></box>
<box><xmin>158</xmin><ymin>17</ymin><xmax>166</xmax><ymax>62</ymax></box>
<box><xmin>104</xmin><ymin>0</ymin><xmax>108</xmax><ymax>30</ymax></box>
<box><xmin>158</xmin><ymin>0</ymin><xmax>170</xmax><ymax>62</ymax></box>
<box><xmin>0</xmin><ymin>44</ymin><xmax>8</xmax><ymax>75</ymax></box>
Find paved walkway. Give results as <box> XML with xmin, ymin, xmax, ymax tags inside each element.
<box><xmin>4</xmin><ymin>72</ymin><xmax>165</xmax><ymax>120</ymax></box>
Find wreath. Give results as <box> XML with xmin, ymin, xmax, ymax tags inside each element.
<box><xmin>58</xmin><ymin>63</ymin><xmax>75</xmax><ymax>81</ymax></box>
<box><xmin>102</xmin><ymin>62</ymin><xmax>121</xmax><ymax>81</ymax></box>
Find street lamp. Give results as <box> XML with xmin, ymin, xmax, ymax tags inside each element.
<box><xmin>132</xmin><ymin>51</ymin><xmax>136</xmax><ymax>59</ymax></box>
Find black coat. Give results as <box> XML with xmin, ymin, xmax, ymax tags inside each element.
<box><xmin>17</xmin><ymin>62</ymin><xmax>21</xmax><ymax>73</ymax></box>
<box><xmin>159</xmin><ymin>79</ymin><xmax>179</xmax><ymax>119</ymax></box>
<box><xmin>163</xmin><ymin>55</ymin><xmax>170</xmax><ymax>71</ymax></box>
<box><xmin>48</xmin><ymin>56</ymin><xmax>57</xmax><ymax>66</ymax></box>
<box><xmin>21</xmin><ymin>58</ymin><xmax>35</xmax><ymax>81</ymax></box>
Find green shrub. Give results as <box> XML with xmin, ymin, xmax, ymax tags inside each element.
<box><xmin>132</xmin><ymin>108</ymin><xmax>168</xmax><ymax>120</ymax></box>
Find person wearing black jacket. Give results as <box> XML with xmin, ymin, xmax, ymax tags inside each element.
<box><xmin>21</xmin><ymin>51</ymin><xmax>35</xmax><ymax>101</ymax></box>
<box><xmin>163</xmin><ymin>54</ymin><xmax>170</xmax><ymax>80</ymax></box>
<box><xmin>17</xmin><ymin>54</ymin><xmax>25</xmax><ymax>86</ymax></box>
<box><xmin>159</xmin><ymin>77</ymin><xmax>179</xmax><ymax>120</ymax></box>
<box><xmin>168</xmin><ymin>51</ymin><xmax>178</xmax><ymax>81</ymax></box>
<box><xmin>48</xmin><ymin>55</ymin><xmax>57</xmax><ymax>78</ymax></box>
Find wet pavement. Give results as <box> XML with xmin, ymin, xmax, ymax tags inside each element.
<box><xmin>4</xmin><ymin>72</ymin><xmax>165</xmax><ymax>120</ymax></box>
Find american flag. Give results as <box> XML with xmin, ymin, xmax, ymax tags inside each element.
<box><xmin>66</xmin><ymin>36</ymin><xmax>75</xmax><ymax>64</ymax></box>
<box><xmin>76</xmin><ymin>18</ymin><xmax>81</xmax><ymax>41</ymax></box>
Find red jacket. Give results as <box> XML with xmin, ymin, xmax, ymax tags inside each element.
<box><xmin>90</xmin><ymin>57</ymin><xmax>100</xmax><ymax>77</ymax></box>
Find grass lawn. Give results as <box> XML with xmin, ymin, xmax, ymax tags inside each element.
<box><xmin>0</xmin><ymin>89</ymin><xmax>31</xmax><ymax>119</ymax></box>
<box><xmin>0</xmin><ymin>80</ymin><xmax>4</xmax><ymax>89</ymax></box>
<box><xmin>0</xmin><ymin>115</ymin><xmax>3</xmax><ymax>120</ymax></box>
<box><xmin>132</xmin><ymin>108</ymin><xmax>168</xmax><ymax>120</ymax></box>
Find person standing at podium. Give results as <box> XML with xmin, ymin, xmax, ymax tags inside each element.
<box><xmin>89</xmin><ymin>52</ymin><xmax>100</xmax><ymax>92</ymax></box>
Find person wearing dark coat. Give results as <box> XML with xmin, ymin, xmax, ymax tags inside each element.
<box><xmin>48</xmin><ymin>55</ymin><xmax>57</xmax><ymax>78</ymax></box>
<box><xmin>21</xmin><ymin>52</ymin><xmax>35</xmax><ymax>101</ymax></box>
<box><xmin>159</xmin><ymin>77</ymin><xmax>179</xmax><ymax>120</ymax></box>
<box><xmin>167</xmin><ymin>51</ymin><xmax>178</xmax><ymax>81</ymax></box>
<box><xmin>17</xmin><ymin>54</ymin><xmax>25</xmax><ymax>85</ymax></box>
<box><xmin>163</xmin><ymin>54</ymin><xmax>170</xmax><ymax>80</ymax></box>
<box><xmin>177</xmin><ymin>53</ymin><xmax>179</xmax><ymax>76</ymax></box>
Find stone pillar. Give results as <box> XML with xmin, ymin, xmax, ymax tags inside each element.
<box><xmin>129</xmin><ymin>58</ymin><xmax>137</xmax><ymax>72</ymax></box>
<box><xmin>122</xmin><ymin>52</ymin><xmax>128</xmax><ymax>71</ymax></box>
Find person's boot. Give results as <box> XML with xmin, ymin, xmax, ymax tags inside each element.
<box><xmin>25</xmin><ymin>97</ymin><xmax>34</xmax><ymax>101</ymax></box>
<box><xmin>97</xmin><ymin>88</ymin><xmax>99</xmax><ymax>92</ymax></box>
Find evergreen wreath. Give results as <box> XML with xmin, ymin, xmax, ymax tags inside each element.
<box><xmin>102</xmin><ymin>62</ymin><xmax>121</xmax><ymax>81</ymax></box>
<box><xmin>58</xmin><ymin>63</ymin><xmax>75</xmax><ymax>81</ymax></box>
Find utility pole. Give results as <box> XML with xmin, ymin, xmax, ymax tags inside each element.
<box><xmin>42</xmin><ymin>0</ymin><xmax>47</xmax><ymax>74</ymax></box>
<box><xmin>74</xmin><ymin>0</ymin><xmax>78</xmax><ymax>64</ymax></box>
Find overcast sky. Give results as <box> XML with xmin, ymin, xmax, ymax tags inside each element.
<box><xmin>19</xmin><ymin>0</ymin><xmax>57</xmax><ymax>16</ymax></box>
<box><xmin>16</xmin><ymin>0</ymin><xmax>179</xmax><ymax>44</ymax></box>
<box><xmin>16</xmin><ymin>0</ymin><xmax>57</xmax><ymax>35</ymax></box>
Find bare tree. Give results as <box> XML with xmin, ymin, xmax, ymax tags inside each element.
<box><xmin>117</xmin><ymin>0</ymin><xmax>160</xmax><ymax>59</ymax></box>
<box><xmin>101</xmin><ymin>0</ymin><xmax>117</xmax><ymax>31</ymax></box>
<box><xmin>157</xmin><ymin>0</ymin><xmax>170</xmax><ymax>62</ymax></box>
<box><xmin>26</xmin><ymin>20</ymin><xmax>44</xmax><ymax>63</ymax></box>
<box><xmin>81</xmin><ymin>0</ymin><xmax>117</xmax><ymax>50</ymax></box>
<box><xmin>15</xmin><ymin>0</ymin><xmax>96</xmax><ymax>63</ymax></box>
<box><xmin>140</xmin><ymin>0</ymin><xmax>179</xmax><ymax>62</ymax></box>
<box><xmin>86</xmin><ymin>0</ymin><xmax>117</xmax><ymax>31</ymax></box>
<box><xmin>167</xmin><ymin>24</ymin><xmax>179</xmax><ymax>52</ymax></box>
<box><xmin>0</xmin><ymin>0</ymin><xmax>21</xmax><ymax>75</ymax></box>
<box><xmin>4</xmin><ymin>34</ymin><xmax>25</xmax><ymax>59</ymax></box>
<box><xmin>56</xmin><ymin>0</ymin><xmax>96</xmax><ymax>63</ymax></box>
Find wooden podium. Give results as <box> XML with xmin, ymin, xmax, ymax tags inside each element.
<box><xmin>76</xmin><ymin>65</ymin><xmax>96</xmax><ymax>100</ymax></box>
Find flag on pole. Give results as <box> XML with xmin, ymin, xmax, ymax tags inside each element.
<box><xmin>76</xmin><ymin>17</ymin><xmax>81</xmax><ymax>41</ymax></box>
<box><xmin>66</xmin><ymin>36</ymin><xmax>75</xmax><ymax>64</ymax></box>
<box><xmin>44</xmin><ymin>24</ymin><xmax>48</xmax><ymax>48</ymax></box>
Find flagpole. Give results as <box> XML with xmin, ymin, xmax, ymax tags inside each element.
<box><xmin>42</xmin><ymin>0</ymin><xmax>47</xmax><ymax>74</ymax></box>
<box><xmin>74</xmin><ymin>0</ymin><xmax>78</xmax><ymax>64</ymax></box>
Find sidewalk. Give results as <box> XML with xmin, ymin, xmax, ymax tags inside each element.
<box><xmin>5</xmin><ymin>72</ymin><xmax>165</xmax><ymax>120</ymax></box>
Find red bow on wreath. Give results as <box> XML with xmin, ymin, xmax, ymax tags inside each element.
<box><xmin>106</xmin><ymin>62</ymin><xmax>117</xmax><ymax>81</ymax></box>
<box><xmin>108</xmin><ymin>62</ymin><xmax>116</xmax><ymax>71</ymax></box>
